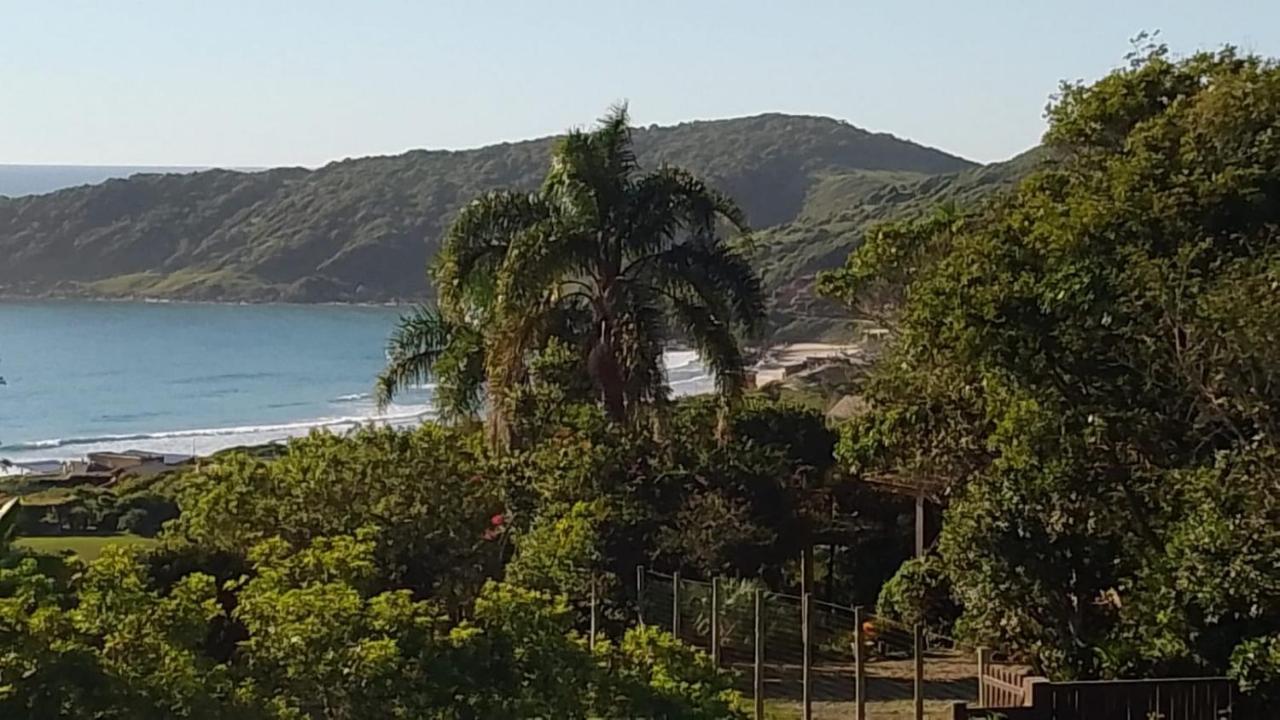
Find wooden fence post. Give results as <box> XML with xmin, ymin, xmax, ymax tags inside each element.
<box><xmin>754</xmin><ymin>589</ymin><xmax>765</xmax><ymax>720</ymax></box>
<box><xmin>671</xmin><ymin>571</ymin><xmax>681</xmax><ymax>638</ymax></box>
<box><xmin>711</xmin><ymin>577</ymin><xmax>721</xmax><ymax>665</ymax></box>
<box><xmin>854</xmin><ymin>606</ymin><xmax>866</xmax><ymax>720</ymax></box>
<box><xmin>976</xmin><ymin>646</ymin><xmax>989</xmax><ymax>707</ymax></box>
<box><xmin>1027</xmin><ymin>677</ymin><xmax>1050</xmax><ymax>708</ymax></box>
<box><xmin>913</xmin><ymin>623</ymin><xmax>924</xmax><ymax>720</ymax></box>
<box><xmin>636</xmin><ymin>565</ymin><xmax>645</xmax><ymax>627</ymax></box>
<box><xmin>915</xmin><ymin>491</ymin><xmax>927</xmax><ymax>557</ymax></box>
<box><xmin>588</xmin><ymin>574</ymin><xmax>597</xmax><ymax>651</ymax></box>
<box><xmin>802</xmin><ymin>593</ymin><xmax>813</xmax><ymax>720</ymax></box>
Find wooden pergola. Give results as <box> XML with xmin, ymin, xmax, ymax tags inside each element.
<box><xmin>860</xmin><ymin>472</ymin><xmax>950</xmax><ymax>558</ymax></box>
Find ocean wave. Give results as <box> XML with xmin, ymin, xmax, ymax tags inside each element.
<box><xmin>94</xmin><ymin>410</ymin><xmax>165</xmax><ymax>423</ymax></box>
<box><xmin>0</xmin><ymin>405</ymin><xmax>436</xmax><ymax>454</ymax></box>
<box><xmin>170</xmin><ymin>371</ymin><xmax>278</xmax><ymax>386</ymax></box>
<box><xmin>663</xmin><ymin>350</ymin><xmax>700</xmax><ymax>371</ymax></box>
<box><xmin>332</xmin><ymin>384</ymin><xmax>435</xmax><ymax>403</ymax></box>
<box><xmin>669</xmin><ymin>374</ymin><xmax>714</xmax><ymax>390</ymax></box>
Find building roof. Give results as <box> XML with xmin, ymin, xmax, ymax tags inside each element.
<box><xmin>826</xmin><ymin>394</ymin><xmax>870</xmax><ymax>420</ymax></box>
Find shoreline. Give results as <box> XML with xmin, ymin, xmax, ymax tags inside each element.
<box><xmin>0</xmin><ymin>293</ymin><xmax>415</xmax><ymax>309</ymax></box>
<box><xmin>0</xmin><ymin>299</ymin><xmax>860</xmax><ymax>466</ymax></box>
<box><xmin>0</xmin><ymin>339</ymin><xmax>859</xmax><ymax>468</ymax></box>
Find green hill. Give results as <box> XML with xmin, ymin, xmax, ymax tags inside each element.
<box><xmin>756</xmin><ymin>148</ymin><xmax>1045</xmax><ymax>338</ymax></box>
<box><xmin>0</xmin><ymin>114</ymin><xmax>1036</xmax><ymax>337</ymax></box>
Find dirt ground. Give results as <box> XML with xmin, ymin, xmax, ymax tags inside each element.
<box><xmin>731</xmin><ymin>650</ymin><xmax>983</xmax><ymax>720</ymax></box>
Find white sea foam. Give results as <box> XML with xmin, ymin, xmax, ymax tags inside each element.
<box><xmin>0</xmin><ymin>404</ymin><xmax>436</xmax><ymax>462</ymax></box>
<box><xmin>664</xmin><ymin>350</ymin><xmax>700</xmax><ymax>370</ymax></box>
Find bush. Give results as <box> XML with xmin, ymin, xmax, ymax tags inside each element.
<box><xmin>876</xmin><ymin>555</ymin><xmax>957</xmax><ymax>634</ymax></box>
<box><xmin>173</xmin><ymin>425</ymin><xmax>503</xmax><ymax>608</ymax></box>
<box><xmin>605</xmin><ymin>625</ymin><xmax>749</xmax><ymax>720</ymax></box>
<box><xmin>114</xmin><ymin>493</ymin><xmax>179</xmax><ymax>536</ymax></box>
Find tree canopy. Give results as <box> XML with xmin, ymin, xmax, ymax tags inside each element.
<box><xmin>820</xmin><ymin>43</ymin><xmax>1280</xmax><ymax>697</ymax></box>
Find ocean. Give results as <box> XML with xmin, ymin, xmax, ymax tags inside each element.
<box><xmin>0</xmin><ymin>301</ymin><xmax>713</xmax><ymax>464</ymax></box>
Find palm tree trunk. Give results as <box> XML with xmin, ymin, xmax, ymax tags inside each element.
<box><xmin>588</xmin><ymin>337</ymin><xmax>627</xmax><ymax>422</ymax></box>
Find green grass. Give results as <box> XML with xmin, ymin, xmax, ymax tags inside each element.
<box><xmin>84</xmin><ymin>268</ymin><xmax>272</xmax><ymax>299</ymax></box>
<box><xmin>15</xmin><ymin>534</ymin><xmax>158</xmax><ymax>562</ymax></box>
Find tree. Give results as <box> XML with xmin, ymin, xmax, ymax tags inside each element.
<box><xmin>378</xmin><ymin>104</ymin><xmax>765</xmax><ymax>441</ymax></box>
<box><xmin>172</xmin><ymin>426</ymin><xmax>505</xmax><ymax>611</ymax></box>
<box><xmin>820</xmin><ymin>43</ymin><xmax>1280</xmax><ymax>691</ymax></box>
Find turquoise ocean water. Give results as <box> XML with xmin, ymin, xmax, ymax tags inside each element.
<box><xmin>0</xmin><ymin>301</ymin><xmax>712</xmax><ymax>463</ymax></box>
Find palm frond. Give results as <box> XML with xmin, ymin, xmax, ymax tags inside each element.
<box><xmin>641</xmin><ymin>243</ymin><xmax>766</xmax><ymax>337</ymax></box>
<box><xmin>436</xmin><ymin>191</ymin><xmax>551</xmax><ymax>319</ymax></box>
<box><xmin>0</xmin><ymin>496</ymin><xmax>20</xmax><ymax>546</ymax></box>
<box><xmin>623</xmin><ymin>166</ymin><xmax>752</xmax><ymax>263</ymax></box>
<box><xmin>667</xmin><ymin>295</ymin><xmax>748</xmax><ymax>403</ymax></box>
<box><xmin>594</xmin><ymin>102</ymin><xmax>638</xmax><ymax>183</ymax></box>
<box><xmin>492</xmin><ymin>219</ymin><xmax>595</xmax><ymax>315</ymax></box>
<box><xmin>611</xmin><ymin>282</ymin><xmax>672</xmax><ymax>411</ymax></box>
<box><xmin>375</xmin><ymin>305</ymin><xmax>485</xmax><ymax>420</ymax></box>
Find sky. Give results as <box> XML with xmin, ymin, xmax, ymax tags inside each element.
<box><xmin>2</xmin><ymin>1</ymin><xmax>1277</xmax><ymax>167</ymax></box>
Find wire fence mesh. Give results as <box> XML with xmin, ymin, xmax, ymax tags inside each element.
<box><xmin>762</xmin><ymin>590</ymin><xmax>806</xmax><ymax>719</ymax></box>
<box><xmin>633</xmin><ymin>568</ymin><xmax>987</xmax><ymax>719</ymax></box>
<box><xmin>811</xmin><ymin>600</ymin><xmax>858</xmax><ymax>719</ymax></box>
<box><xmin>640</xmin><ymin>569</ymin><xmax>675</xmax><ymax>632</ymax></box>
<box><xmin>677</xmin><ymin>575</ymin><xmax>713</xmax><ymax>648</ymax></box>
<box><xmin>859</xmin><ymin>613</ymin><xmax>981</xmax><ymax>718</ymax></box>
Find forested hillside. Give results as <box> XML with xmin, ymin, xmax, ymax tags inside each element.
<box><xmin>757</xmin><ymin>148</ymin><xmax>1043</xmax><ymax>336</ymax></box>
<box><xmin>0</xmin><ymin>114</ymin><xmax>1006</xmax><ymax>336</ymax></box>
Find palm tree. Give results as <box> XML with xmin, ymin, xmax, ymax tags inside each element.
<box><xmin>378</xmin><ymin>104</ymin><xmax>764</xmax><ymax>438</ymax></box>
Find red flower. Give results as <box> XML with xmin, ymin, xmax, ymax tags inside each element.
<box><xmin>490</xmin><ymin>513</ymin><xmax>505</xmax><ymax>527</ymax></box>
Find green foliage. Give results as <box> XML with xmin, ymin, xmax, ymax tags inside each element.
<box><xmin>605</xmin><ymin>625</ymin><xmax>749</xmax><ymax>719</ymax></box>
<box><xmin>229</xmin><ymin>532</ymin><xmax>452</xmax><ymax>719</ymax></box>
<box><xmin>8</xmin><ymin>472</ymin><xmax>183</xmax><ymax>538</ymax></box>
<box><xmin>490</xmin><ymin>392</ymin><xmax>850</xmax><ymax>602</ymax></box>
<box><xmin>762</xmin><ymin>149</ymin><xmax>1040</xmax><ymax>338</ymax></box>
<box><xmin>3</xmin><ymin>495</ymin><xmax>750</xmax><ymax>720</ymax></box>
<box><xmin>0</xmin><ymin>548</ymin><xmax>245</xmax><ymax>719</ymax></box>
<box><xmin>654</xmin><ymin>397</ymin><xmax>837</xmax><ymax>580</ymax></box>
<box><xmin>875</xmin><ymin>555</ymin><xmax>957</xmax><ymax>634</ymax></box>
<box><xmin>1231</xmin><ymin>635</ymin><xmax>1280</xmax><ymax>708</ymax></box>
<box><xmin>822</xmin><ymin>44</ymin><xmax>1280</xmax><ymax>698</ymax></box>
<box><xmin>505</xmin><ymin>500</ymin><xmax>609</xmax><ymax>600</ymax></box>
<box><xmin>173</xmin><ymin>425</ymin><xmax>503</xmax><ymax>610</ymax></box>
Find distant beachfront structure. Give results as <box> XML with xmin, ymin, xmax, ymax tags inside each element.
<box><xmin>2</xmin><ymin>450</ymin><xmax>193</xmax><ymax>487</ymax></box>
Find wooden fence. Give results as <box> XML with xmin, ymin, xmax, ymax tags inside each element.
<box><xmin>977</xmin><ymin>648</ymin><xmax>1034</xmax><ymax>707</ymax></box>
<box><xmin>955</xmin><ymin>676</ymin><xmax>1237</xmax><ymax>720</ymax></box>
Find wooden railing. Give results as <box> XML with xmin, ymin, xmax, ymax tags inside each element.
<box><xmin>956</xmin><ymin>676</ymin><xmax>1236</xmax><ymax>720</ymax></box>
<box><xmin>977</xmin><ymin>648</ymin><xmax>1035</xmax><ymax>707</ymax></box>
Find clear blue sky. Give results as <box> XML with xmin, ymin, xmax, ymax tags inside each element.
<box><xmin>2</xmin><ymin>1</ymin><xmax>1276</xmax><ymax>167</ymax></box>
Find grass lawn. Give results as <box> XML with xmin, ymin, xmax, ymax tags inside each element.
<box><xmin>15</xmin><ymin>534</ymin><xmax>158</xmax><ymax>562</ymax></box>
